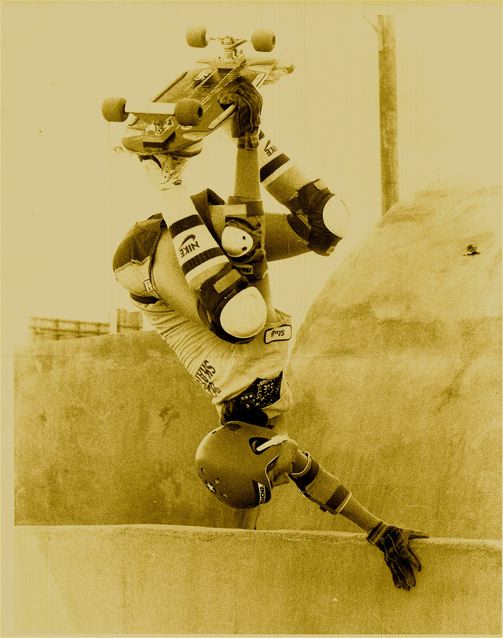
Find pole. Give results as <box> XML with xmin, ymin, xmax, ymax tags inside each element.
<box><xmin>376</xmin><ymin>15</ymin><xmax>399</xmax><ymax>214</ymax></box>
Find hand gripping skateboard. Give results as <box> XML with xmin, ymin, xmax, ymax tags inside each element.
<box><xmin>101</xmin><ymin>27</ymin><xmax>294</xmax><ymax>156</ymax></box>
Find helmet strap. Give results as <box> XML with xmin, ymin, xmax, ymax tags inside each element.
<box><xmin>255</xmin><ymin>434</ymin><xmax>289</xmax><ymax>452</ymax></box>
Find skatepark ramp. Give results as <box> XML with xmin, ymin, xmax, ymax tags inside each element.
<box><xmin>8</xmin><ymin>525</ymin><xmax>501</xmax><ymax>634</ymax></box>
<box><xmin>11</xmin><ymin>185</ymin><xmax>501</xmax><ymax>633</ymax></box>
<box><xmin>14</xmin><ymin>330</ymin><xmax>245</xmax><ymax>528</ymax></box>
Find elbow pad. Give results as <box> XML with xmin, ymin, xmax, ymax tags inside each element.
<box><xmin>289</xmin><ymin>453</ymin><xmax>352</xmax><ymax>515</ymax></box>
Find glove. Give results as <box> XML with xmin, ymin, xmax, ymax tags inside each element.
<box><xmin>367</xmin><ymin>522</ymin><xmax>428</xmax><ymax>590</ymax></box>
<box><xmin>218</xmin><ymin>77</ymin><xmax>262</xmax><ymax>148</ymax></box>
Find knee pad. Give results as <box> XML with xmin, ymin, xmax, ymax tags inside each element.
<box><xmin>221</xmin><ymin>214</ymin><xmax>266</xmax><ymax>282</ymax></box>
<box><xmin>221</xmin><ymin>197</ymin><xmax>267</xmax><ymax>281</ymax></box>
<box><xmin>197</xmin><ymin>263</ymin><xmax>266</xmax><ymax>343</ymax></box>
<box><xmin>219</xmin><ymin>287</ymin><xmax>267</xmax><ymax>340</ymax></box>
<box><xmin>286</xmin><ymin>180</ymin><xmax>346</xmax><ymax>256</ymax></box>
<box><xmin>321</xmin><ymin>195</ymin><xmax>350</xmax><ymax>238</ymax></box>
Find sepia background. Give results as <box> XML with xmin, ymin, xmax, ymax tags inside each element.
<box><xmin>2</xmin><ymin>0</ymin><xmax>500</xmax><ymax>348</ymax></box>
<box><xmin>2</xmin><ymin>0</ymin><xmax>501</xmax><ymax>634</ymax></box>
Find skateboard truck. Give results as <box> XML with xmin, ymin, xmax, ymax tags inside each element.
<box><xmin>187</xmin><ymin>27</ymin><xmax>276</xmax><ymax>70</ymax></box>
<box><xmin>186</xmin><ymin>26</ymin><xmax>276</xmax><ymax>55</ymax></box>
<box><xmin>102</xmin><ymin>96</ymin><xmax>203</xmax><ymax>125</ymax></box>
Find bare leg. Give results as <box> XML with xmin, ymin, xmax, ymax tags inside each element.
<box><xmin>233</xmin><ymin>145</ymin><xmax>261</xmax><ymax>201</ymax></box>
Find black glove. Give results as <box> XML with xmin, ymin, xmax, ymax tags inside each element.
<box><xmin>218</xmin><ymin>77</ymin><xmax>262</xmax><ymax>148</ymax></box>
<box><xmin>367</xmin><ymin>522</ymin><xmax>428</xmax><ymax>590</ymax></box>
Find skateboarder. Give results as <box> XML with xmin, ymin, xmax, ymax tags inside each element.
<box><xmin>112</xmin><ymin>78</ymin><xmax>427</xmax><ymax>590</ymax></box>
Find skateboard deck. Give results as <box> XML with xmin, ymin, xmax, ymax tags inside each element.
<box><xmin>102</xmin><ymin>28</ymin><xmax>294</xmax><ymax>156</ymax></box>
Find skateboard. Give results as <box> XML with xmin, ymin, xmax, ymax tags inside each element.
<box><xmin>101</xmin><ymin>27</ymin><xmax>294</xmax><ymax>156</ymax></box>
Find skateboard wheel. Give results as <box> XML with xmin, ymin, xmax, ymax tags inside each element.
<box><xmin>175</xmin><ymin>98</ymin><xmax>203</xmax><ymax>125</ymax></box>
<box><xmin>102</xmin><ymin>97</ymin><xmax>128</xmax><ymax>122</ymax></box>
<box><xmin>251</xmin><ymin>29</ymin><xmax>276</xmax><ymax>52</ymax></box>
<box><xmin>186</xmin><ymin>26</ymin><xmax>208</xmax><ymax>48</ymax></box>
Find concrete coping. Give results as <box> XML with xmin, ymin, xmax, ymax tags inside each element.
<box><xmin>15</xmin><ymin>522</ymin><xmax>501</xmax><ymax>550</ymax></box>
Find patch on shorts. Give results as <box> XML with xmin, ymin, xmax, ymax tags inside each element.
<box><xmin>264</xmin><ymin>324</ymin><xmax>292</xmax><ymax>344</ymax></box>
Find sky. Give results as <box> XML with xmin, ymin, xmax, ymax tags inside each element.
<box><xmin>2</xmin><ymin>0</ymin><xmax>501</xmax><ymax>349</ymax></box>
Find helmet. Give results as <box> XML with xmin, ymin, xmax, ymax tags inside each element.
<box><xmin>195</xmin><ymin>421</ymin><xmax>289</xmax><ymax>509</ymax></box>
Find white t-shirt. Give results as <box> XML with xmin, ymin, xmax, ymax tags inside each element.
<box><xmin>132</xmin><ymin>298</ymin><xmax>294</xmax><ymax>419</ymax></box>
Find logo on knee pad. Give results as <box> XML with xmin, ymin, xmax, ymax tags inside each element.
<box><xmin>264</xmin><ymin>324</ymin><xmax>292</xmax><ymax>344</ymax></box>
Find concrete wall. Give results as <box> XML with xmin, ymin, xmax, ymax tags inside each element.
<box><xmin>15</xmin><ymin>186</ymin><xmax>501</xmax><ymax>539</ymax></box>
<box><xmin>14</xmin><ymin>331</ymin><xmax>247</xmax><ymax>528</ymax></box>
<box><xmin>8</xmin><ymin>524</ymin><xmax>501</xmax><ymax>635</ymax></box>
<box><xmin>11</xmin><ymin>186</ymin><xmax>501</xmax><ymax>635</ymax></box>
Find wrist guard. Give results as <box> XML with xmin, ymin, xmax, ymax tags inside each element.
<box><xmin>218</xmin><ymin>77</ymin><xmax>262</xmax><ymax>144</ymax></box>
<box><xmin>237</xmin><ymin>130</ymin><xmax>260</xmax><ymax>149</ymax></box>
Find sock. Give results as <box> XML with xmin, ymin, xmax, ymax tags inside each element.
<box><xmin>161</xmin><ymin>186</ymin><xmax>229</xmax><ymax>291</ymax></box>
<box><xmin>258</xmin><ymin>132</ymin><xmax>311</xmax><ymax>204</ymax></box>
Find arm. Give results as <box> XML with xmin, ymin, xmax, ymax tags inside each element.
<box><xmin>218</xmin><ymin>79</ymin><xmax>277</xmax><ymax>317</ymax></box>
<box><xmin>289</xmin><ymin>449</ymin><xmax>428</xmax><ymax>591</ymax></box>
<box><xmin>233</xmin><ymin>145</ymin><xmax>261</xmax><ymax>202</ymax></box>
<box><xmin>289</xmin><ymin>450</ymin><xmax>379</xmax><ymax>529</ymax></box>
